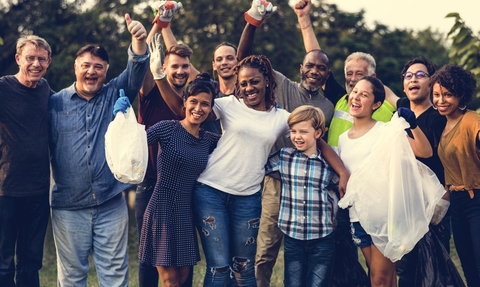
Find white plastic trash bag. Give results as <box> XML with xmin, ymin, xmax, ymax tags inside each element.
<box><xmin>338</xmin><ymin>114</ymin><xmax>445</xmax><ymax>262</ymax></box>
<box><xmin>105</xmin><ymin>106</ymin><xmax>148</xmax><ymax>184</ymax></box>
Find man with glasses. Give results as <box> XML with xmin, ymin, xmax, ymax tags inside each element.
<box><xmin>0</xmin><ymin>35</ymin><xmax>53</xmax><ymax>287</ymax></box>
<box><xmin>48</xmin><ymin>14</ymin><xmax>149</xmax><ymax>287</ymax></box>
<box><xmin>395</xmin><ymin>56</ymin><xmax>450</xmax><ymax>286</ymax></box>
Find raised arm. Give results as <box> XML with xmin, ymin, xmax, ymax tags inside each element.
<box><xmin>149</xmin><ymin>33</ymin><xmax>185</xmax><ymax>117</ymax></box>
<box><xmin>294</xmin><ymin>0</ymin><xmax>320</xmax><ymax>52</ymax></box>
<box><xmin>318</xmin><ymin>139</ymin><xmax>350</xmax><ymax>198</ymax></box>
<box><xmin>141</xmin><ymin>24</ymin><xmax>163</xmax><ymax>96</ymax></box>
<box><xmin>125</xmin><ymin>13</ymin><xmax>147</xmax><ymax>56</ymax></box>
<box><xmin>237</xmin><ymin>0</ymin><xmax>277</xmax><ymax>60</ymax></box>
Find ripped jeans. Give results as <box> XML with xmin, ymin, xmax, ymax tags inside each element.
<box><xmin>193</xmin><ymin>182</ymin><xmax>261</xmax><ymax>287</ymax></box>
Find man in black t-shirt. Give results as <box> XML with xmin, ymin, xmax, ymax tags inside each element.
<box><xmin>395</xmin><ymin>56</ymin><xmax>451</xmax><ymax>287</ymax></box>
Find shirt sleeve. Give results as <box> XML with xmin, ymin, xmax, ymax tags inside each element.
<box><xmin>265</xmin><ymin>149</ymin><xmax>282</xmax><ymax>175</ymax></box>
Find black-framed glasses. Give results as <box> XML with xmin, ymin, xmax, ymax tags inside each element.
<box><xmin>24</xmin><ymin>56</ymin><xmax>48</xmax><ymax>64</ymax></box>
<box><xmin>403</xmin><ymin>71</ymin><xmax>429</xmax><ymax>80</ymax></box>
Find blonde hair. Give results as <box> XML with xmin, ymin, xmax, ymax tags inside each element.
<box><xmin>288</xmin><ymin>105</ymin><xmax>326</xmax><ymax>137</ymax></box>
<box><xmin>16</xmin><ymin>35</ymin><xmax>52</xmax><ymax>58</ymax></box>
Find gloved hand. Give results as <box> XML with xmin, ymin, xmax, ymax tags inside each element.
<box><xmin>397</xmin><ymin>107</ymin><xmax>417</xmax><ymax>129</ymax></box>
<box><xmin>152</xmin><ymin>1</ymin><xmax>183</xmax><ymax>28</ymax></box>
<box><xmin>244</xmin><ymin>0</ymin><xmax>277</xmax><ymax>27</ymax></box>
<box><xmin>430</xmin><ymin>198</ymin><xmax>450</xmax><ymax>225</ymax></box>
<box><xmin>113</xmin><ymin>89</ymin><xmax>131</xmax><ymax>116</ymax></box>
<box><xmin>149</xmin><ymin>33</ymin><xmax>166</xmax><ymax>80</ymax></box>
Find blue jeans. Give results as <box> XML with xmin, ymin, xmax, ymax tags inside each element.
<box><xmin>0</xmin><ymin>193</ymin><xmax>50</xmax><ymax>287</ymax></box>
<box><xmin>450</xmin><ymin>190</ymin><xmax>480</xmax><ymax>286</ymax></box>
<box><xmin>51</xmin><ymin>193</ymin><xmax>129</xmax><ymax>287</ymax></box>
<box><xmin>284</xmin><ymin>232</ymin><xmax>335</xmax><ymax>287</ymax></box>
<box><xmin>135</xmin><ymin>180</ymin><xmax>193</xmax><ymax>287</ymax></box>
<box><xmin>193</xmin><ymin>183</ymin><xmax>261</xmax><ymax>287</ymax></box>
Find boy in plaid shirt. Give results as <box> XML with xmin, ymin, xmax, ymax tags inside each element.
<box><xmin>265</xmin><ymin>105</ymin><xmax>338</xmax><ymax>287</ymax></box>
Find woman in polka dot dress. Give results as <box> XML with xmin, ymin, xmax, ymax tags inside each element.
<box><xmin>138</xmin><ymin>73</ymin><xmax>220</xmax><ymax>286</ymax></box>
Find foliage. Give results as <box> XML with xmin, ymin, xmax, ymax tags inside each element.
<box><xmin>446</xmin><ymin>13</ymin><xmax>480</xmax><ymax>106</ymax></box>
<box><xmin>0</xmin><ymin>0</ymin><xmax>449</xmax><ymax>98</ymax></box>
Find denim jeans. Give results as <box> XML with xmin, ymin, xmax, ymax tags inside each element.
<box><xmin>51</xmin><ymin>193</ymin><xmax>129</xmax><ymax>287</ymax></box>
<box><xmin>284</xmin><ymin>232</ymin><xmax>335</xmax><ymax>287</ymax></box>
<box><xmin>135</xmin><ymin>180</ymin><xmax>193</xmax><ymax>287</ymax></box>
<box><xmin>450</xmin><ymin>190</ymin><xmax>480</xmax><ymax>286</ymax></box>
<box><xmin>0</xmin><ymin>193</ymin><xmax>49</xmax><ymax>287</ymax></box>
<box><xmin>193</xmin><ymin>183</ymin><xmax>261</xmax><ymax>287</ymax></box>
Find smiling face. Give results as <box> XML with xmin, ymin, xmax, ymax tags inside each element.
<box><xmin>290</xmin><ymin>120</ymin><xmax>321</xmax><ymax>155</ymax></box>
<box><xmin>164</xmin><ymin>54</ymin><xmax>191</xmax><ymax>89</ymax></box>
<box><xmin>15</xmin><ymin>43</ymin><xmax>51</xmax><ymax>88</ymax></box>
<box><xmin>74</xmin><ymin>53</ymin><xmax>108</xmax><ymax>100</ymax></box>
<box><xmin>403</xmin><ymin>63</ymin><xmax>431</xmax><ymax>104</ymax></box>
<box><xmin>345</xmin><ymin>59</ymin><xmax>372</xmax><ymax>95</ymax></box>
<box><xmin>183</xmin><ymin>91</ymin><xmax>213</xmax><ymax>125</ymax></box>
<box><xmin>432</xmin><ymin>83</ymin><xmax>463</xmax><ymax>120</ymax></box>
<box><xmin>300</xmin><ymin>51</ymin><xmax>330</xmax><ymax>90</ymax></box>
<box><xmin>213</xmin><ymin>45</ymin><xmax>238</xmax><ymax>81</ymax></box>
<box><xmin>237</xmin><ymin>67</ymin><xmax>267</xmax><ymax>111</ymax></box>
<box><xmin>348</xmin><ymin>79</ymin><xmax>381</xmax><ymax>118</ymax></box>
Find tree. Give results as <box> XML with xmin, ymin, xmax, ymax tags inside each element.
<box><xmin>446</xmin><ymin>12</ymin><xmax>480</xmax><ymax>104</ymax></box>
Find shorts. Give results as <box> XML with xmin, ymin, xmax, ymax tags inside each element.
<box><xmin>350</xmin><ymin>221</ymin><xmax>373</xmax><ymax>248</ymax></box>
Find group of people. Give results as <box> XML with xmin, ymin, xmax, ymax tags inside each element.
<box><xmin>1</xmin><ymin>1</ymin><xmax>480</xmax><ymax>287</ymax></box>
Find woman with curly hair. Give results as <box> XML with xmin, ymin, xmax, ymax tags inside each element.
<box><xmin>430</xmin><ymin>64</ymin><xmax>480</xmax><ymax>286</ymax></box>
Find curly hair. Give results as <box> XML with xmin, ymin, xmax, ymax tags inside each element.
<box><xmin>429</xmin><ymin>64</ymin><xmax>477</xmax><ymax>108</ymax></box>
<box><xmin>233</xmin><ymin>55</ymin><xmax>276</xmax><ymax>110</ymax></box>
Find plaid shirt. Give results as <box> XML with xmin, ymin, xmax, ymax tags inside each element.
<box><xmin>265</xmin><ymin>147</ymin><xmax>337</xmax><ymax>240</ymax></box>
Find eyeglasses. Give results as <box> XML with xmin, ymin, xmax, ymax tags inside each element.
<box><xmin>403</xmin><ymin>71</ymin><xmax>429</xmax><ymax>80</ymax></box>
<box><xmin>23</xmin><ymin>56</ymin><xmax>49</xmax><ymax>64</ymax></box>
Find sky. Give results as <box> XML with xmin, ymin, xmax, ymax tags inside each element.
<box><xmin>325</xmin><ymin>0</ymin><xmax>479</xmax><ymax>35</ymax></box>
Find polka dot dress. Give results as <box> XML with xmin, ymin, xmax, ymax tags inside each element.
<box><xmin>139</xmin><ymin>120</ymin><xmax>219</xmax><ymax>266</ymax></box>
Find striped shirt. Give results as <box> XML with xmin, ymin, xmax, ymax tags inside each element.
<box><xmin>265</xmin><ymin>147</ymin><xmax>337</xmax><ymax>240</ymax></box>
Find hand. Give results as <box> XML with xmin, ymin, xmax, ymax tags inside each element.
<box><xmin>125</xmin><ymin>14</ymin><xmax>147</xmax><ymax>41</ymax></box>
<box><xmin>152</xmin><ymin>1</ymin><xmax>183</xmax><ymax>28</ymax></box>
<box><xmin>337</xmin><ymin>172</ymin><xmax>350</xmax><ymax>199</ymax></box>
<box><xmin>244</xmin><ymin>0</ymin><xmax>277</xmax><ymax>27</ymax></box>
<box><xmin>431</xmin><ymin>198</ymin><xmax>450</xmax><ymax>225</ymax></box>
<box><xmin>294</xmin><ymin>0</ymin><xmax>311</xmax><ymax>17</ymax></box>
<box><xmin>113</xmin><ymin>89</ymin><xmax>131</xmax><ymax>116</ymax></box>
<box><xmin>149</xmin><ymin>33</ymin><xmax>166</xmax><ymax>80</ymax></box>
<box><xmin>397</xmin><ymin>107</ymin><xmax>417</xmax><ymax>129</ymax></box>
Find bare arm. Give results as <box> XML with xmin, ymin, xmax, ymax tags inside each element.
<box><xmin>161</xmin><ymin>25</ymin><xmax>199</xmax><ymax>81</ymax></box>
<box><xmin>318</xmin><ymin>139</ymin><xmax>350</xmax><ymax>198</ymax></box>
<box><xmin>408</xmin><ymin>127</ymin><xmax>433</xmax><ymax>158</ymax></box>
<box><xmin>294</xmin><ymin>0</ymin><xmax>320</xmax><ymax>52</ymax></box>
<box><xmin>384</xmin><ymin>85</ymin><xmax>400</xmax><ymax>108</ymax></box>
<box><xmin>237</xmin><ymin>23</ymin><xmax>257</xmax><ymax>61</ymax></box>
<box><xmin>126</xmin><ymin>14</ymin><xmax>147</xmax><ymax>56</ymax></box>
<box><xmin>154</xmin><ymin>78</ymin><xmax>185</xmax><ymax>117</ymax></box>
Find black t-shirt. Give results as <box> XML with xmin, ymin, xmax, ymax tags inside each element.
<box><xmin>0</xmin><ymin>76</ymin><xmax>53</xmax><ymax>196</ymax></box>
<box><xmin>397</xmin><ymin>97</ymin><xmax>446</xmax><ymax>184</ymax></box>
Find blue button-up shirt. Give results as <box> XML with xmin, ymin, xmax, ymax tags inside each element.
<box><xmin>48</xmin><ymin>46</ymin><xmax>149</xmax><ymax>209</ymax></box>
<box><xmin>265</xmin><ymin>147</ymin><xmax>337</xmax><ymax>240</ymax></box>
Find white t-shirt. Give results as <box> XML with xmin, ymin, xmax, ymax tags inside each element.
<box><xmin>197</xmin><ymin>96</ymin><xmax>290</xmax><ymax>196</ymax></box>
<box><xmin>338</xmin><ymin>121</ymin><xmax>386</xmax><ymax>221</ymax></box>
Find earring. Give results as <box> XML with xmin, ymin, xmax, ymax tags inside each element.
<box><xmin>266</xmin><ymin>84</ymin><xmax>269</xmax><ymax>87</ymax></box>
<box><xmin>432</xmin><ymin>105</ymin><xmax>437</xmax><ymax>110</ymax></box>
<box><xmin>459</xmin><ymin>105</ymin><xmax>467</xmax><ymax>111</ymax></box>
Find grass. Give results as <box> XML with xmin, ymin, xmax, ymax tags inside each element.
<box><xmin>40</xmin><ymin>190</ymin><xmax>465</xmax><ymax>286</ymax></box>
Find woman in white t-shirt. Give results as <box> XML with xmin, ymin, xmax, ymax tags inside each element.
<box><xmin>338</xmin><ymin>76</ymin><xmax>432</xmax><ymax>287</ymax></box>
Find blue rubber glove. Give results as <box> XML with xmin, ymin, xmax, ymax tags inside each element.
<box><xmin>397</xmin><ymin>107</ymin><xmax>417</xmax><ymax>129</ymax></box>
<box><xmin>113</xmin><ymin>89</ymin><xmax>131</xmax><ymax>116</ymax></box>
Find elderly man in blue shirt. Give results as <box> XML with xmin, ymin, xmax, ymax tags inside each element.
<box><xmin>48</xmin><ymin>14</ymin><xmax>149</xmax><ymax>287</ymax></box>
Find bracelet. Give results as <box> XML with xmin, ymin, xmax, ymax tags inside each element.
<box><xmin>300</xmin><ymin>21</ymin><xmax>311</xmax><ymax>29</ymax></box>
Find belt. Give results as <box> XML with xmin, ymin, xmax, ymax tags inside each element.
<box><xmin>449</xmin><ymin>185</ymin><xmax>475</xmax><ymax>199</ymax></box>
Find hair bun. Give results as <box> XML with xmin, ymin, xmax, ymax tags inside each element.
<box><xmin>196</xmin><ymin>72</ymin><xmax>212</xmax><ymax>82</ymax></box>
